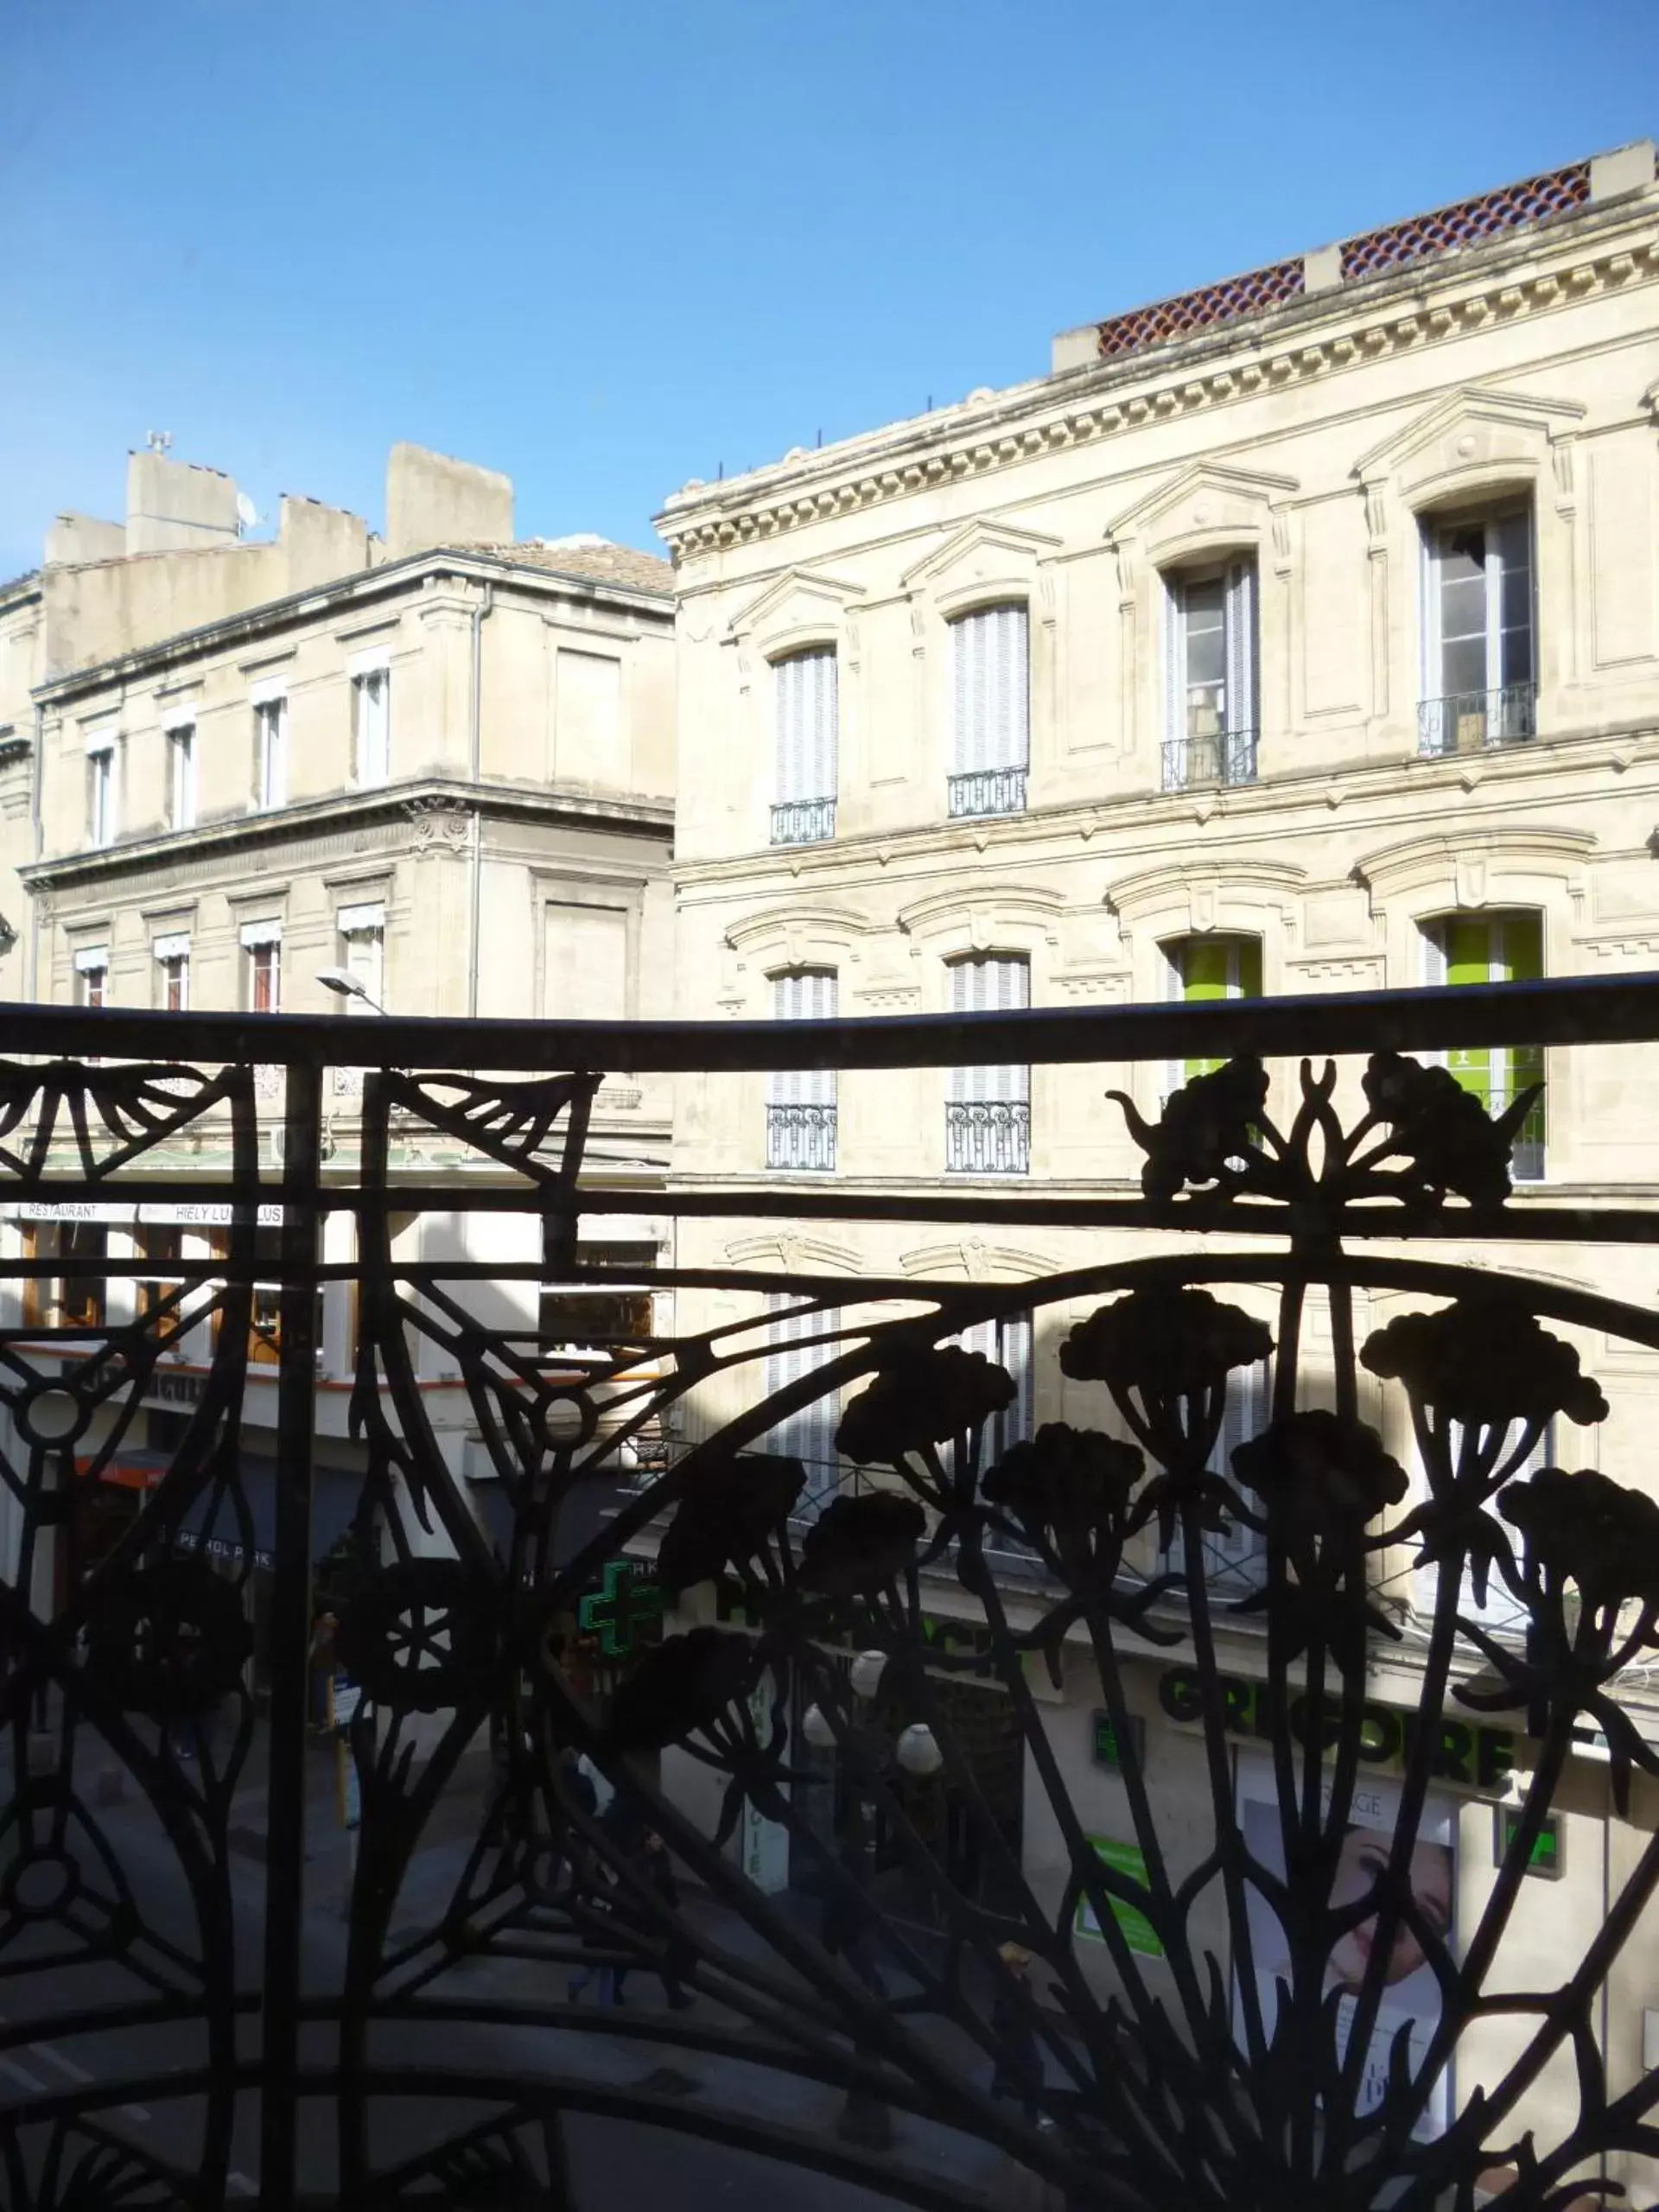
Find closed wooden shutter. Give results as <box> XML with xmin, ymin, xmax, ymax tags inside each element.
<box><xmin>951</xmin><ymin>605</ymin><xmax>1029</xmax><ymax>774</ymax></box>
<box><xmin>774</xmin><ymin>649</ymin><xmax>838</xmax><ymax>804</ymax></box>
<box><xmin>949</xmin><ymin>954</ymin><xmax>1029</xmax><ymax>1103</ymax></box>
<box><xmin>769</xmin><ymin>969</ymin><xmax>836</xmax><ymax>1107</ymax></box>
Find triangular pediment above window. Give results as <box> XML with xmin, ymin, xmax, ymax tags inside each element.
<box><xmin>726</xmin><ymin>567</ymin><xmax>865</xmax><ymax>645</ymax></box>
<box><xmin>1104</xmin><ymin>461</ymin><xmax>1299</xmax><ymax>555</ymax></box>
<box><xmin>1353</xmin><ymin>385</ymin><xmax>1585</xmax><ymax>494</ymax></box>
<box><xmin>899</xmin><ymin>518</ymin><xmax>1062</xmax><ymax>596</ymax></box>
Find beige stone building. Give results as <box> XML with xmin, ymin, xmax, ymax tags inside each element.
<box><xmin>654</xmin><ymin>143</ymin><xmax>1659</xmax><ymax>2183</ymax></box>
<box><xmin>0</xmin><ymin>440</ymin><xmax>677</xmax><ymax>1669</ymax></box>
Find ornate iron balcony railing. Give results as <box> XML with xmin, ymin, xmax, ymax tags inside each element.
<box><xmin>944</xmin><ymin>1096</ymin><xmax>1030</xmax><ymax>1174</ymax></box>
<box><xmin>3</xmin><ymin>977</ymin><xmax>1659</xmax><ymax>2209</ymax></box>
<box><xmin>769</xmin><ymin>797</ymin><xmax>836</xmax><ymax>846</ymax></box>
<box><xmin>947</xmin><ymin>766</ymin><xmax>1027</xmax><ymax>819</ymax></box>
<box><xmin>1418</xmin><ymin>682</ymin><xmax>1538</xmax><ymax>756</ymax></box>
<box><xmin>1161</xmin><ymin>725</ymin><xmax>1259</xmax><ymax>791</ymax></box>
<box><xmin>766</xmin><ymin>1099</ymin><xmax>837</xmax><ymax>1171</ymax></box>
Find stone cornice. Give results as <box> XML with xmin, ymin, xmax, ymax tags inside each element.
<box><xmin>21</xmin><ymin>776</ymin><xmax>673</xmax><ymax>893</ymax></box>
<box><xmin>657</xmin><ymin>196</ymin><xmax>1659</xmax><ymax>565</ymax></box>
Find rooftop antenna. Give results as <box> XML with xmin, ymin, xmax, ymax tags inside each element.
<box><xmin>145</xmin><ymin>429</ymin><xmax>173</xmax><ymax>454</ymax></box>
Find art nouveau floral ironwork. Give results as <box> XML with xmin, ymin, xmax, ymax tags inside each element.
<box><xmin>1</xmin><ymin>999</ymin><xmax>1657</xmax><ymax>2210</ymax></box>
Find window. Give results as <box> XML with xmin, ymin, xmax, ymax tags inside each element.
<box><xmin>166</xmin><ymin>723</ymin><xmax>196</xmax><ymax>830</ymax></box>
<box><xmin>154</xmin><ymin>932</ymin><xmax>190</xmax><ymax>1012</ymax></box>
<box><xmin>1165</xmin><ymin>561</ymin><xmax>1257</xmax><ymax>789</ymax></box>
<box><xmin>242</xmin><ymin>921</ymin><xmax>282</xmax><ymax>1013</ymax></box>
<box><xmin>768</xmin><ymin>969</ymin><xmax>836</xmax><ymax>1171</ymax></box>
<box><xmin>544</xmin><ymin>902</ymin><xmax>629</xmax><ymax>1022</ymax></box>
<box><xmin>1413</xmin><ymin>1417</ymin><xmax>1553</xmax><ymax>1635</ymax></box>
<box><xmin>352</xmin><ymin>667</ymin><xmax>390</xmax><ymax>786</ymax></box>
<box><xmin>253</xmin><ymin>696</ymin><xmax>288</xmax><ymax>809</ymax></box>
<box><xmin>947</xmin><ymin>953</ymin><xmax>1030</xmax><ymax>1173</ymax></box>
<box><xmin>1421</xmin><ymin>912</ymin><xmax>1544</xmax><ymax>1179</ymax></box>
<box><xmin>771</xmin><ymin>647</ymin><xmax>838</xmax><ymax>845</ymax></box>
<box><xmin>74</xmin><ymin>945</ymin><xmax>110</xmax><ymax>1010</ymax></box>
<box><xmin>1165</xmin><ymin>935</ymin><xmax>1262</xmax><ymax>1096</ymax></box>
<box><xmin>956</xmin><ymin>1311</ymin><xmax>1033</xmax><ymax>1470</ymax></box>
<box><xmin>86</xmin><ymin>743</ymin><xmax>116</xmax><ymax>848</ymax></box>
<box><xmin>949</xmin><ymin>603</ymin><xmax>1028</xmax><ymax>818</ymax></box>
<box><xmin>764</xmin><ymin>1297</ymin><xmax>842</xmax><ymax>1520</ymax></box>
<box><xmin>1161</xmin><ymin>1359</ymin><xmax>1268</xmax><ymax>1590</ymax></box>
<box><xmin>56</xmin><ymin>1223</ymin><xmax>109</xmax><ymax>1332</ymax></box>
<box><xmin>135</xmin><ymin>1224</ymin><xmax>184</xmax><ymax>1321</ymax></box>
<box><xmin>1421</xmin><ymin>507</ymin><xmax>1535</xmax><ymax>754</ymax></box>
<box><xmin>335</xmin><ymin>903</ymin><xmax>385</xmax><ymax>1014</ymax></box>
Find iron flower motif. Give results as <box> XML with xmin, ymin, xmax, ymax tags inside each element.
<box><xmin>1499</xmin><ymin>1466</ymin><xmax>1659</xmax><ymax>1618</ymax></box>
<box><xmin>1231</xmin><ymin>1410</ymin><xmax>1408</xmax><ymax>1532</ymax></box>
<box><xmin>1060</xmin><ymin>1289</ymin><xmax>1273</xmax><ymax>1408</ymax></box>
<box><xmin>1109</xmin><ymin>1055</ymin><xmax>1269</xmax><ymax>1201</ymax></box>
<box><xmin>86</xmin><ymin>1556</ymin><xmax>252</xmax><ymax>1719</ymax></box>
<box><xmin>797</xmin><ymin>1491</ymin><xmax>928</xmax><ymax>1598</ymax></box>
<box><xmin>335</xmin><ymin>1557</ymin><xmax>498</xmax><ymax>1714</ymax></box>
<box><xmin>604</xmin><ymin>1625</ymin><xmax>760</xmax><ymax>1752</ymax></box>
<box><xmin>1360</xmin><ymin>1301</ymin><xmax>1607</xmax><ymax>1437</ymax></box>
<box><xmin>654</xmin><ymin>1450</ymin><xmax>806</xmax><ymax>1594</ymax></box>
<box><xmin>835</xmin><ymin>1345</ymin><xmax>1015</xmax><ymax>1467</ymax></box>
<box><xmin>1362</xmin><ymin>1050</ymin><xmax>1541</xmax><ymax>1207</ymax></box>
<box><xmin>981</xmin><ymin>1422</ymin><xmax>1144</xmax><ymax>1571</ymax></box>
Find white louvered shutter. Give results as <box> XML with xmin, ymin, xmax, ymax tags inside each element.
<box><xmin>1224</xmin><ymin>561</ymin><xmax>1258</xmax><ymax>742</ymax></box>
<box><xmin>1164</xmin><ymin>581</ymin><xmax>1186</xmax><ymax>788</ymax></box>
<box><xmin>950</xmin><ymin>954</ymin><xmax>1029</xmax><ymax>1103</ymax></box>
<box><xmin>769</xmin><ymin>970</ymin><xmax>836</xmax><ymax>1107</ymax></box>
<box><xmin>1162</xmin><ymin>1359</ymin><xmax>1266</xmax><ymax>1585</ymax></box>
<box><xmin>765</xmin><ymin>1297</ymin><xmax>841</xmax><ymax>1517</ymax></box>
<box><xmin>952</xmin><ymin>606</ymin><xmax>1029</xmax><ymax>774</ymax></box>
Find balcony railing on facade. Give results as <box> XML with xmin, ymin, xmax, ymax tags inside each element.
<box><xmin>6</xmin><ymin>978</ymin><xmax>1659</xmax><ymax>2207</ymax></box>
<box><xmin>765</xmin><ymin>1100</ymin><xmax>837</xmax><ymax>1172</ymax></box>
<box><xmin>769</xmin><ymin>796</ymin><xmax>836</xmax><ymax>846</ymax></box>
<box><xmin>945</xmin><ymin>1096</ymin><xmax>1030</xmax><ymax>1174</ymax></box>
<box><xmin>1418</xmin><ymin>682</ymin><xmax>1537</xmax><ymax>757</ymax></box>
<box><xmin>947</xmin><ymin>765</ymin><xmax>1027</xmax><ymax>820</ymax></box>
<box><xmin>1161</xmin><ymin>726</ymin><xmax>1258</xmax><ymax>792</ymax></box>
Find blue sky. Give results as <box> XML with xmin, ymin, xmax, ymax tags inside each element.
<box><xmin>1</xmin><ymin>0</ymin><xmax>1653</xmax><ymax>575</ymax></box>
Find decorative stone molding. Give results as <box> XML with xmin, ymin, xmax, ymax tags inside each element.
<box><xmin>896</xmin><ymin>884</ymin><xmax>1065</xmax><ymax>953</ymax></box>
<box><xmin>725</xmin><ymin>567</ymin><xmax>865</xmax><ymax>664</ymax></box>
<box><xmin>1106</xmin><ymin>859</ymin><xmax>1306</xmax><ymax>938</ymax></box>
<box><xmin>897</xmin><ymin>1239</ymin><xmax>1058</xmax><ymax>1282</ymax></box>
<box><xmin>659</xmin><ymin>213</ymin><xmax>1659</xmax><ymax>563</ymax></box>
<box><xmin>404</xmin><ymin>794</ymin><xmax>472</xmax><ymax>857</ymax></box>
<box><xmin>723</xmin><ymin>1232</ymin><xmax>861</xmax><ymax>1275</ymax></box>
<box><xmin>1353</xmin><ymin>384</ymin><xmax>1586</xmax><ymax>534</ymax></box>
<box><xmin>723</xmin><ymin>900</ymin><xmax>874</xmax><ymax>974</ymax></box>
<box><xmin>1105</xmin><ymin>461</ymin><xmax>1299</xmax><ymax>577</ymax></box>
<box><xmin>1353</xmin><ymin>827</ymin><xmax>1596</xmax><ymax>931</ymax></box>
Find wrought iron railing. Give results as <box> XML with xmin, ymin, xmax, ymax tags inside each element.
<box><xmin>1418</xmin><ymin>682</ymin><xmax>1538</xmax><ymax>756</ymax></box>
<box><xmin>770</xmin><ymin>797</ymin><xmax>836</xmax><ymax>846</ymax></box>
<box><xmin>3</xmin><ymin>978</ymin><xmax>1659</xmax><ymax>2209</ymax></box>
<box><xmin>944</xmin><ymin>1097</ymin><xmax>1030</xmax><ymax>1174</ymax></box>
<box><xmin>1161</xmin><ymin>725</ymin><xmax>1259</xmax><ymax>791</ymax></box>
<box><xmin>947</xmin><ymin>766</ymin><xmax>1027</xmax><ymax>819</ymax></box>
<box><xmin>766</xmin><ymin>1100</ymin><xmax>837</xmax><ymax>1172</ymax></box>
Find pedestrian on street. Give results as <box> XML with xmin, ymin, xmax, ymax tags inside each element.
<box><xmin>612</xmin><ymin>1831</ymin><xmax>696</xmax><ymax>2011</ymax></box>
<box><xmin>989</xmin><ymin>1942</ymin><xmax>1052</xmax><ymax>2130</ymax></box>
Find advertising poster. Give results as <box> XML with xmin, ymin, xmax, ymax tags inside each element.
<box><xmin>1235</xmin><ymin>1758</ymin><xmax>1456</xmax><ymax>2138</ymax></box>
<box><xmin>1076</xmin><ymin>1835</ymin><xmax>1164</xmax><ymax>1958</ymax></box>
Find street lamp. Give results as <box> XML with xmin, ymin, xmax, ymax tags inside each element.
<box><xmin>316</xmin><ymin>966</ymin><xmax>387</xmax><ymax>1016</ymax></box>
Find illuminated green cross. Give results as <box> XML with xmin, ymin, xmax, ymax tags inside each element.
<box><xmin>577</xmin><ymin>1560</ymin><xmax>664</xmax><ymax>1658</ymax></box>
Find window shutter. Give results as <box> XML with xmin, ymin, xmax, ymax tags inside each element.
<box><xmin>951</xmin><ymin>607</ymin><xmax>1028</xmax><ymax>774</ymax></box>
<box><xmin>770</xmin><ymin>970</ymin><xmax>836</xmax><ymax>1107</ymax></box>
<box><xmin>765</xmin><ymin>1297</ymin><xmax>841</xmax><ymax>1516</ymax></box>
<box><xmin>809</xmin><ymin>650</ymin><xmax>838</xmax><ymax>802</ymax></box>
<box><xmin>951</xmin><ymin>614</ymin><xmax>981</xmax><ymax>773</ymax></box>
<box><xmin>774</xmin><ymin>656</ymin><xmax>804</xmax><ymax>804</ymax></box>
<box><xmin>1224</xmin><ymin>560</ymin><xmax>1258</xmax><ymax>737</ymax></box>
<box><xmin>1164</xmin><ymin>580</ymin><xmax>1185</xmax><ymax>779</ymax></box>
<box><xmin>950</xmin><ymin>954</ymin><xmax>1028</xmax><ymax>1103</ymax></box>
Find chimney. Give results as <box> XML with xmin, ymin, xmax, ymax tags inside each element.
<box><xmin>125</xmin><ymin>450</ymin><xmax>240</xmax><ymax>555</ymax></box>
<box><xmin>385</xmin><ymin>443</ymin><xmax>514</xmax><ymax>558</ymax></box>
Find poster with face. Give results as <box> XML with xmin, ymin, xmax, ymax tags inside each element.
<box><xmin>1235</xmin><ymin>1757</ymin><xmax>1456</xmax><ymax>2139</ymax></box>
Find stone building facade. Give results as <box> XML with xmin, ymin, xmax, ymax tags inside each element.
<box><xmin>653</xmin><ymin>143</ymin><xmax>1659</xmax><ymax>2188</ymax></box>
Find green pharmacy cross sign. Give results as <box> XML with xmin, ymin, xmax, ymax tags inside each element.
<box><xmin>578</xmin><ymin>1560</ymin><xmax>664</xmax><ymax>1658</ymax></box>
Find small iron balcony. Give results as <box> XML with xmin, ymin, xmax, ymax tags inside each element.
<box><xmin>945</xmin><ymin>1097</ymin><xmax>1030</xmax><ymax>1174</ymax></box>
<box><xmin>1162</xmin><ymin>727</ymin><xmax>1258</xmax><ymax>792</ymax></box>
<box><xmin>1418</xmin><ymin>683</ymin><xmax>1537</xmax><ymax>758</ymax></box>
<box><xmin>947</xmin><ymin>766</ymin><xmax>1027</xmax><ymax>820</ymax></box>
<box><xmin>769</xmin><ymin>798</ymin><xmax>836</xmax><ymax>846</ymax></box>
<box><xmin>766</xmin><ymin>1101</ymin><xmax>837</xmax><ymax>1172</ymax></box>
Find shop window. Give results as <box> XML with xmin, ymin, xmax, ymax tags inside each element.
<box><xmin>537</xmin><ymin>1286</ymin><xmax>655</xmax><ymax>1352</ymax></box>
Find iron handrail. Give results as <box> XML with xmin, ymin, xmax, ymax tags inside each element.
<box><xmin>0</xmin><ymin>969</ymin><xmax>1651</xmax><ymax>1071</ymax></box>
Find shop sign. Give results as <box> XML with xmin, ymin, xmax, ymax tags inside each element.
<box><xmin>89</xmin><ymin>1360</ymin><xmax>207</xmax><ymax>1409</ymax></box>
<box><xmin>1091</xmin><ymin>1710</ymin><xmax>1146</xmax><ymax>1776</ymax></box>
<box><xmin>1076</xmin><ymin>1835</ymin><xmax>1163</xmax><ymax>1958</ymax></box>
<box><xmin>577</xmin><ymin>1560</ymin><xmax>664</xmax><ymax>1658</ymax></box>
<box><xmin>1157</xmin><ymin>1666</ymin><xmax>1516</xmax><ymax>1793</ymax></box>
<box><xmin>174</xmin><ymin>1529</ymin><xmax>274</xmax><ymax>1575</ymax></box>
<box><xmin>1493</xmin><ymin>1805</ymin><xmax>1563</xmax><ymax>1878</ymax></box>
<box><xmin>740</xmin><ymin>1671</ymin><xmax>791</xmax><ymax>1894</ymax></box>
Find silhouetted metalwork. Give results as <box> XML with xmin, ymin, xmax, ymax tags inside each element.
<box><xmin>1</xmin><ymin>982</ymin><xmax>1658</xmax><ymax>2209</ymax></box>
